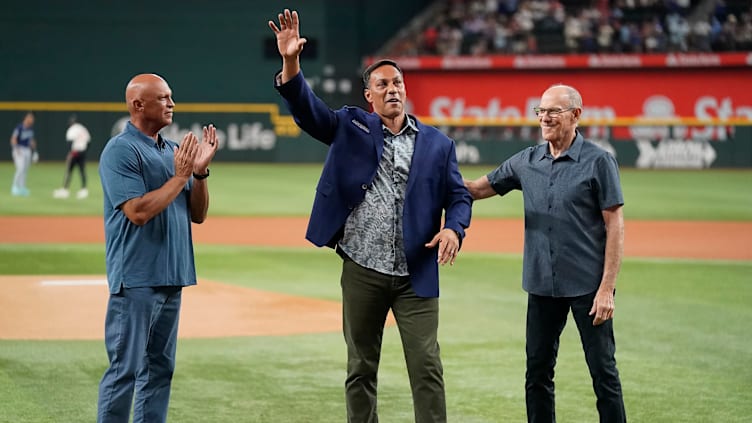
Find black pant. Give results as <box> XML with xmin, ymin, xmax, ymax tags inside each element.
<box><xmin>525</xmin><ymin>292</ymin><xmax>626</xmax><ymax>423</ymax></box>
<box><xmin>63</xmin><ymin>150</ymin><xmax>87</xmax><ymax>189</ymax></box>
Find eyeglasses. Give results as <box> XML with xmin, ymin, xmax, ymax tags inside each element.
<box><xmin>533</xmin><ymin>107</ymin><xmax>575</xmax><ymax>117</ymax></box>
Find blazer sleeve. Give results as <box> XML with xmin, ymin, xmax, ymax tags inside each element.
<box><xmin>274</xmin><ymin>71</ymin><xmax>338</xmax><ymax>145</ymax></box>
<box><xmin>442</xmin><ymin>140</ymin><xmax>472</xmax><ymax>245</ymax></box>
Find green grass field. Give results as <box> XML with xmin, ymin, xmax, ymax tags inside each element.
<box><xmin>1</xmin><ymin>162</ymin><xmax>751</xmax><ymax>422</ymax></box>
<box><xmin>2</xmin><ymin>163</ymin><xmax>751</xmax><ymax>220</ymax></box>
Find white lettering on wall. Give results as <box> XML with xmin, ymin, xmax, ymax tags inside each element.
<box><xmin>429</xmin><ymin>97</ymin><xmax>522</xmax><ymax>118</ymax></box>
<box><xmin>110</xmin><ymin>119</ymin><xmax>277</xmax><ymax>151</ymax></box>
<box><xmin>635</xmin><ymin>139</ymin><xmax>717</xmax><ymax>168</ymax></box>
<box><xmin>455</xmin><ymin>141</ymin><xmax>480</xmax><ymax>164</ymax></box>
<box><xmin>693</xmin><ymin>96</ymin><xmax>752</xmax><ymax>140</ymax></box>
<box><xmin>226</xmin><ymin>123</ymin><xmax>276</xmax><ymax>150</ymax></box>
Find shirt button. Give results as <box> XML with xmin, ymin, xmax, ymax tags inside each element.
<box><xmin>361</xmin><ymin>184</ymin><xmax>368</xmax><ymax>190</ymax></box>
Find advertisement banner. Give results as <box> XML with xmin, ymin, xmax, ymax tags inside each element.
<box><xmin>367</xmin><ymin>52</ymin><xmax>752</xmax><ymax>70</ymax></box>
<box><xmin>406</xmin><ymin>69</ymin><xmax>750</xmax><ymax>122</ymax></box>
<box><xmin>404</xmin><ymin>68</ymin><xmax>752</xmax><ymax>141</ymax></box>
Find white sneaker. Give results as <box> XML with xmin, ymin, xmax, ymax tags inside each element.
<box><xmin>76</xmin><ymin>188</ymin><xmax>89</xmax><ymax>199</ymax></box>
<box><xmin>53</xmin><ymin>188</ymin><xmax>70</xmax><ymax>199</ymax></box>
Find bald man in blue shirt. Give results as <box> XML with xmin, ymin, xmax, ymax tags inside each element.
<box><xmin>97</xmin><ymin>73</ymin><xmax>219</xmax><ymax>423</ymax></box>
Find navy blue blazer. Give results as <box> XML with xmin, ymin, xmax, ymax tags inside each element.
<box><xmin>275</xmin><ymin>71</ymin><xmax>472</xmax><ymax>298</ymax></box>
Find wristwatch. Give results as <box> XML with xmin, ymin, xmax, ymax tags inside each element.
<box><xmin>193</xmin><ymin>169</ymin><xmax>210</xmax><ymax>180</ymax></box>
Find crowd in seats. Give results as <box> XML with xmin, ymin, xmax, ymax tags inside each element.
<box><xmin>383</xmin><ymin>0</ymin><xmax>752</xmax><ymax>56</ymax></box>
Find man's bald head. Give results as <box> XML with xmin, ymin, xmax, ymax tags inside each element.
<box><xmin>126</xmin><ymin>74</ymin><xmax>169</xmax><ymax>114</ymax></box>
<box><xmin>124</xmin><ymin>73</ymin><xmax>175</xmax><ymax>136</ymax></box>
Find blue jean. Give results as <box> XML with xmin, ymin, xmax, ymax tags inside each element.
<box><xmin>97</xmin><ymin>286</ymin><xmax>182</xmax><ymax>423</ymax></box>
<box><xmin>12</xmin><ymin>146</ymin><xmax>31</xmax><ymax>189</ymax></box>
<box><xmin>525</xmin><ymin>291</ymin><xmax>626</xmax><ymax>423</ymax></box>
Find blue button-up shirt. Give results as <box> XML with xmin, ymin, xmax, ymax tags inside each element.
<box><xmin>99</xmin><ymin>121</ymin><xmax>197</xmax><ymax>294</ymax></box>
<box><xmin>487</xmin><ymin>132</ymin><xmax>624</xmax><ymax>297</ymax></box>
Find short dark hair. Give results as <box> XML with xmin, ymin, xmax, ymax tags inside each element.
<box><xmin>362</xmin><ymin>59</ymin><xmax>402</xmax><ymax>89</ymax></box>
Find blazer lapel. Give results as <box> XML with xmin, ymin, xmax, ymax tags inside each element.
<box><xmin>406</xmin><ymin>126</ymin><xmax>428</xmax><ymax>196</ymax></box>
<box><xmin>367</xmin><ymin>116</ymin><xmax>385</xmax><ymax>161</ymax></box>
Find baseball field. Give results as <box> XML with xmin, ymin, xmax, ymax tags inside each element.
<box><xmin>0</xmin><ymin>162</ymin><xmax>750</xmax><ymax>422</ymax></box>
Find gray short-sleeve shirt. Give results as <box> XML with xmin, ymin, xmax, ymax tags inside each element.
<box><xmin>487</xmin><ymin>132</ymin><xmax>624</xmax><ymax>297</ymax></box>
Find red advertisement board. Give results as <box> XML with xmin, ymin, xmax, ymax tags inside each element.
<box><xmin>366</xmin><ymin>52</ymin><xmax>752</xmax><ymax>70</ymax></box>
<box><xmin>403</xmin><ymin>68</ymin><xmax>752</xmax><ymax>140</ymax></box>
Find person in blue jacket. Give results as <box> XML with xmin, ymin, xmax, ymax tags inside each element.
<box><xmin>270</xmin><ymin>9</ymin><xmax>472</xmax><ymax>423</ymax></box>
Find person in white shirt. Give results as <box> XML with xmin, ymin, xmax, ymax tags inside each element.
<box><xmin>54</xmin><ymin>114</ymin><xmax>92</xmax><ymax>199</ymax></box>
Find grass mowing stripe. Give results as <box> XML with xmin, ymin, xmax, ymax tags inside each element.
<box><xmin>0</xmin><ymin>247</ymin><xmax>750</xmax><ymax>421</ymax></box>
<box><xmin>1</xmin><ymin>163</ymin><xmax>750</xmax><ymax>220</ymax></box>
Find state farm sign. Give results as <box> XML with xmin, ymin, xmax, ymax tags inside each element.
<box><xmin>405</xmin><ymin>68</ymin><xmax>751</xmax><ymax>140</ymax></box>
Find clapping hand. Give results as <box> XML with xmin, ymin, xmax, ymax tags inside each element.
<box><xmin>194</xmin><ymin>124</ymin><xmax>219</xmax><ymax>174</ymax></box>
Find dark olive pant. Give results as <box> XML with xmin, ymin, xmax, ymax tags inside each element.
<box><xmin>525</xmin><ymin>292</ymin><xmax>626</xmax><ymax>423</ymax></box>
<box><xmin>340</xmin><ymin>256</ymin><xmax>445</xmax><ymax>423</ymax></box>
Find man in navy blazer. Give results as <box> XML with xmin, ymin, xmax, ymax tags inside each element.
<box><xmin>270</xmin><ymin>9</ymin><xmax>472</xmax><ymax>423</ymax></box>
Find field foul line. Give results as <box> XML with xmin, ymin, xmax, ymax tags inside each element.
<box><xmin>40</xmin><ymin>279</ymin><xmax>107</xmax><ymax>286</ymax></box>
<box><xmin>625</xmin><ymin>257</ymin><xmax>752</xmax><ymax>266</ymax></box>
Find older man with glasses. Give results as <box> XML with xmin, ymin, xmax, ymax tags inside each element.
<box><xmin>465</xmin><ymin>84</ymin><xmax>627</xmax><ymax>422</ymax></box>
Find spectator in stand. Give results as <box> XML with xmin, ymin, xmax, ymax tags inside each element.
<box><xmin>642</xmin><ymin>16</ymin><xmax>667</xmax><ymax>52</ymax></box>
<box><xmin>379</xmin><ymin>0</ymin><xmax>751</xmax><ymax>57</ymax></box>
<box><xmin>666</xmin><ymin>11</ymin><xmax>690</xmax><ymax>51</ymax></box>
<box><xmin>690</xmin><ymin>15</ymin><xmax>713</xmax><ymax>51</ymax></box>
<box><xmin>714</xmin><ymin>14</ymin><xmax>738</xmax><ymax>51</ymax></box>
<box><xmin>597</xmin><ymin>16</ymin><xmax>615</xmax><ymax>51</ymax></box>
<box><xmin>734</xmin><ymin>12</ymin><xmax>752</xmax><ymax>50</ymax></box>
<box><xmin>422</xmin><ymin>24</ymin><xmax>439</xmax><ymax>53</ymax></box>
<box><xmin>564</xmin><ymin>12</ymin><xmax>585</xmax><ymax>52</ymax></box>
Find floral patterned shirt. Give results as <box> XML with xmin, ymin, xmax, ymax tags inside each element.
<box><xmin>338</xmin><ymin>116</ymin><xmax>418</xmax><ymax>276</ymax></box>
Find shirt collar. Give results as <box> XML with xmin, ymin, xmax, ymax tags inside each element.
<box><xmin>126</xmin><ymin>121</ymin><xmax>166</xmax><ymax>149</ymax></box>
<box><xmin>536</xmin><ymin>130</ymin><xmax>584</xmax><ymax>162</ymax></box>
<box><xmin>383</xmin><ymin>114</ymin><xmax>419</xmax><ymax>136</ymax></box>
<box><xmin>563</xmin><ymin>131</ymin><xmax>584</xmax><ymax>161</ymax></box>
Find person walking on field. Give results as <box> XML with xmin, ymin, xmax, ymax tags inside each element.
<box><xmin>9</xmin><ymin>111</ymin><xmax>36</xmax><ymax>197</ymax></box>
<box><xmin>270</xmin><ymin>8</ymin><xmax>472</xmax><ymax>423</ymax></box>
<box><xmin>54</xmin><ymin>114</ymin><xmax>92</xmax><ymax>199</ymax></box>
<box><xmin>97</xmin><ymin>73</ymin><xmax>219</xmax><ymax>423</ymax></box>
<box><xmin>465</xmin><ymin>84</ymin><xmax>627</xmax><ymax>423</ymax></box>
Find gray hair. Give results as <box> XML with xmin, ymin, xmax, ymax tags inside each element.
<box><xmin>548</xmin><ymin>83</ymin><xmax>583</xmax><ymax>109</ymax></box>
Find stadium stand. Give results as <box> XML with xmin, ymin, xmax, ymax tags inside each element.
<box><xmin>378</xmin><ymin>0</ymin><xmax>752</xmax><ymax>56</ymax></box>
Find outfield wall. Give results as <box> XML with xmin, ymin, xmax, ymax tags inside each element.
<box><xmin>2</xmin><ymin>1</ymin><xmax>750</xmax><ymax>168</ymax></box>
<box><xmin>0</xmin><ymin>0</ymin><xmax>427</xmax><ymax>162</ymax></box>
<box><xmin>2</xmin><ymin>108</ymin><xmax>749</xmax><ymax>168</ymax></box>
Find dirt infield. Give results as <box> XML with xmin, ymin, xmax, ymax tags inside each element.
<box><xmin>0</xmin><ymin>216</ymin><xmax>749</xmax><ymax>340</ymax></box>
<box><xmin>2</xmin><ymin>216</ymin><xmax>751</xmax><ymax>260</ymax></box>
<box><xmin>0</xmin><ymin>277</ymin><xmax>344</xmax><ymax>340</ymax></box>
